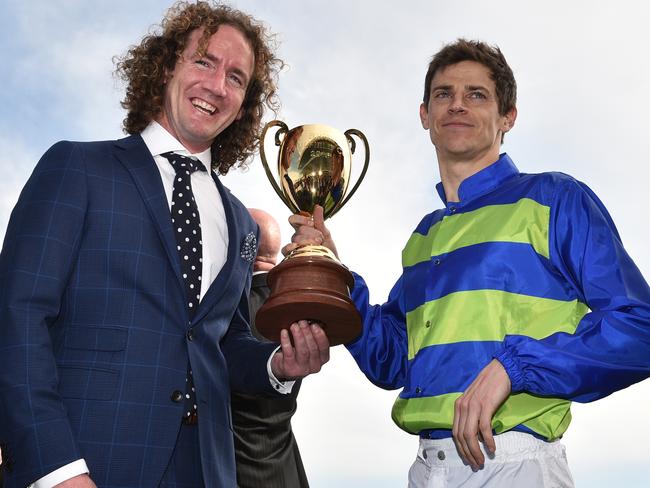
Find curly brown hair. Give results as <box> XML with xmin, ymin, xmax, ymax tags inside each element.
<box><xmin>115</xmin><ymin>1</ymin><xmax>283</xmax><ymax>174</ymax></box>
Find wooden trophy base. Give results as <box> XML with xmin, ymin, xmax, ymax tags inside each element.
<box><xmin>255</xmin><ymin>255</ymin><xmax>362</xmax><ymax>346</ymax></box>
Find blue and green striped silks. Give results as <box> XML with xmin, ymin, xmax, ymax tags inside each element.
<box><xmin>393</xmin><ymin>192</ymin><xmax>586</xmax><ymax>440</ymax></box>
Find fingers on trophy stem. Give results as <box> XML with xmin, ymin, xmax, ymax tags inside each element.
<box><xmin>281</xmin><ymin>242</ymin><xmax>298</xmax><ymax>257</ymax></box>
<box><xmin>288</xmin><ymin>213</ymin><xmax>313</xmax><ymax>230</ymax></box>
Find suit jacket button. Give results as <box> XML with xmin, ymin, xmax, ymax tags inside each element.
<box><xmin>187</xmin><ymin>328</ymin><xmax>194</xmax><ymax>341</ymax></box>
<box><xmin>171</xmin><ymin>390</ymin><xmax>183</xmax><ymax>402</ymax></box>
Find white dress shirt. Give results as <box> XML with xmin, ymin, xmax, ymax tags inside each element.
<box><xmin>142</xmin><ymin>121</ymin><xmax>229</xmax><ymax>298</ymax></box>
<box><xmin>31</xmin><ymin>122</ymin><xmax>290</xmax><ymax>487</ymax></box>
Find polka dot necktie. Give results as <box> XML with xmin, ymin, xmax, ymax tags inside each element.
<box><xmin>161</xmin><ymin>151</ymin><xmax>207</xmax><ymax>424</ymax></box>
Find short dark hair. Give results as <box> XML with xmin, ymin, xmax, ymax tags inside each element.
<box><xmin>423</xmin><ymin>39</ymin><xmax>516</xmax><ymax>117</ymax></box>
<box><xmin>115</xmin><ymin>1</ymin><xmax>284</xmax><ymax>174</ymax></box>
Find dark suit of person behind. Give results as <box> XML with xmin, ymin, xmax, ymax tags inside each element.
<box><xmin>232</xmin><ymin>208</ymin><xmax>309</xmax><ymax>487</ymax></box>
<box><xmin>0</xmin><ymin>5</ymin><xmax>330</xmax><ymax>488</ymax></box>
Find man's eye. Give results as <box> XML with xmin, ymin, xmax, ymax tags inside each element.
<box><xmin>195</xmin><ymin>59</ymin><xmax>209</xmax><ymax>68</ymax></box>
<box><xmin>228</xmin><ymin>74</ymin><xmax>244</xmax><ymax>87</ymax></box>
<box><xmin>434</xmin><ymin>91</ymin><xmax>451</xmax><ymax>98</ymax></box>
<box><xmin>468</xmin><ymin>91</ymin><xmax>487</xmax><ymax>99</ymax></box>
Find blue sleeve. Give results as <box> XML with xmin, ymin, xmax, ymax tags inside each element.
<box><xmin>345</xmin><ymin>272</ymin><xmax>409</xmax><ymax>390</ymax></box>
<box><xmin>0</xmin><ymin>142</ymin><xmax>87</xmax><ymax>482</ymax></box>
<box><xmin>496</xmin><ymin>178</ymin><xmax>650</xmax><ymax>402</ymax></box>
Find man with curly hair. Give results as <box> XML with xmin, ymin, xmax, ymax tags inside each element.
<box><xmin>0</xmin><ymin>2</ymin><xmax>329</xmax><ymax>487</ymax></box>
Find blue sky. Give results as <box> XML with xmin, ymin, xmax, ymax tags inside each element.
<box><xmin>2</xmin><ymin>1</ymin><xmax>650</xmax><ymax>486</ymax></box>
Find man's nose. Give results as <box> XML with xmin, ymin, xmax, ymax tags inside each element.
<box><xmin>206</xmin><ymin>69</ymin><xmax>227</xmax><ymax>96</ymax></box>
<box><xmin>447</xmin><ymin>93</ymin><xmax>466</xmax><ymax>113</ymax></box>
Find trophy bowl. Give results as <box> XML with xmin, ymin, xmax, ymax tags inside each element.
<box><xmin>256</xmin><ymin>121</ymin><xmax>369</xmax><ymax>346</ymax></box>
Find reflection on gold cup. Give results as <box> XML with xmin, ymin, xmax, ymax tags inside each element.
<box><xmin>257</xmin><ymin>121</ymin><xmax>369</xmax><ymax>346</ymax></box>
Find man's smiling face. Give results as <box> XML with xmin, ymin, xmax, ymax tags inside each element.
<box><xmin>157</xmin><ymin>24</ymin><xmax>254</xmax><ymax>153</ymax></box>
<box><xmin>419</xmin><ymin>60</ymin><xmax>515</xmax><ymax>165</ymax></box>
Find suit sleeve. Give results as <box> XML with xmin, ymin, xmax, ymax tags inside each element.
<box><xmin>221</xmin><ymin>225</ymin><xmax>278</xmax><ymax>396</ymax></box>
<box><xmin>345</xmin><ymin>272</ymin><xmax>409</xmax><ymax>390</ymax></box>
<box><xmin>222</xmin><ymin>290</ymin><xmax>279</xmax><ymax>396</ymax></box>
<box><xmin>495</xmin><ymin>178</ymin><xmax>650</xmax><ymax>402</ymax></box>
<box><xmin>0</xmin><ymin>141</ymin><xmax>87</xmax><ymax>483</ymax></box>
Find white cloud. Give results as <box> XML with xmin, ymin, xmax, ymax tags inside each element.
<box><xmin>0</xmin><ymin>134</ymin><xmax>39</xmax><ymax>233</ymax></box>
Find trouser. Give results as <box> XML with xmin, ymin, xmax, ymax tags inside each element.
<box><xmin>159</xmin><ymin>423</ymin><xmax>204</xmax><ymax>487</ymax></box>
<box><xmin>408</xmin><ymin>431</ymin><xmax>574</xmax><ymax>487</ymax></box>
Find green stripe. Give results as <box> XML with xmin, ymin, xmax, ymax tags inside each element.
<box><xmin>407</xmin><ymin>290</ymin><xmax>588</xmax><ymax>359</ymax></box>
<box><xmin>392</xmin><ymin>392</ymin><xmax>571</xmax><ymax>441</ymax></box>
<box><xmin>392</xmin><ymin>393</ymin><xmax>460</xmax><ymax>434</ymax></box>
<box><xmin>402</xmin><ymin>198</ymin><xmax>550</xmax><ymax>268</ymax></box>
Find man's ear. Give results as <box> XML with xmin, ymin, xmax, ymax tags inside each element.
<box><xmin>502</xmin><ymin>106</ymin><xmax>517</xmax><ymax>133</ymax></box>
<box><xmin>419</xmin><ymin>103</ymin><xmax>429</xmax><ymax>130</ymax></box>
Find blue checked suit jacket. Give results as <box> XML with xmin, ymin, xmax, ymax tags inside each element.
<box><xmin>0</xmin><ymin>135</ymin><xmax>279</xmax><ymax>487</ymax></box>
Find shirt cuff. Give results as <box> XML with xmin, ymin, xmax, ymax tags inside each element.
<box><xmin>494</xmin><ymin>346</ymin><xmax>525</xmax><ymax>392</ymax></box>
<box><xmin>267</xmin><ymin>345</ymin><xmax>295</xmax><ymax>394</ymax></box>
<box><xmin>30</xmin><ymin>459</ymin><xmax>89</xmax><ymax>488</ymax></box>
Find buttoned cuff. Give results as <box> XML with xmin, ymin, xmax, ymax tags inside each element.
<box><xmin>267</xmin><ymin>346</ymin><xmax>295</xmax><ymax>394</ymax></box>
<box><xmin>30</xmin><ymin>459</ymin><xmax>89</xmax><ymax>488</ymax></box>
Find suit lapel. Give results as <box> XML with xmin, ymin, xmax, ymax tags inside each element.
<box><xmin>113</xmin><ymin>135</ymin><xmax>185</xmax><ymax>296</ymax></box>
<box><xmin>193</xmin><ymin>172</ymin><xmax>247</xmax><ymax>324</ymax></box>
<box><xmin>114</xmin><ymin>135</ymin><xmax>252</xmax><ymax>326</ymax></box>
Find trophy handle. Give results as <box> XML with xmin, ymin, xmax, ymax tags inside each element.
<box><xmin>260</xmin><ymin>120</ymin><xmax>299</xmax><ymax>213</ymax></box>
<box><xmin>328</xmin><ymin>129</ymin><xmax>370</xmax><ymax>218</ymax></box>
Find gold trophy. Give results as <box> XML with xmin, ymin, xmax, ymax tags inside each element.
<box><xmin>256</xmin><ymin>121</ymin><xmax>369</xmax><ymax>345</ymax></box>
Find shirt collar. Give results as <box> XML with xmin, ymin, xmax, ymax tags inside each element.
<box><xmin>435</xmin><ymin>153</ymin><xmax>519</xmax><ymax>206</ymax></box>
<box><xmin>141</xmin><ymin>121</ymin><xmax>213</xmax><ymax>170</ymax></box>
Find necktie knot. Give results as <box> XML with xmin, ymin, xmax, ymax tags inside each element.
<box><xmin>161</xmin><ymin>151</ymin><xmax>207</xmax><ymax>174</ymax></box>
